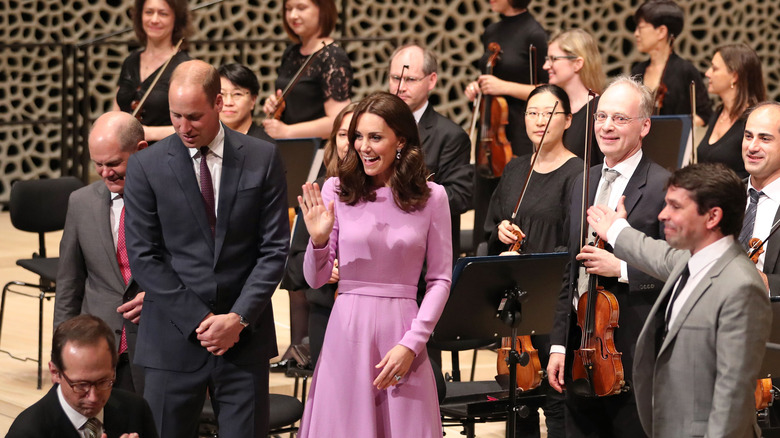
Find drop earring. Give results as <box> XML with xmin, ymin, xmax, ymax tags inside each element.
<box><xmin>396</xmin><ymin>150</ymin><xmax>401</xmax><ymax>160</ymax></box>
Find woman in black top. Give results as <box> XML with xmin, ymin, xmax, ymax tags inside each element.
<box><xmin>698</xmin><ymin>43</ymin><xmax>765</xmax><ymax>179</ymax></box>
<box><xmin>217</xmin><ymin>63</ymin><xmax>275</xmax><ymax>143</ymax></box>
<box><xmin>464</xmin><ymin>0</ymin><xmax>548</xmax><ymax>157</ymax></box>
<box><xmin>262</xmin><ymin>0</ymin><xmax>352</xmax><ymax>140</ymax></box>
<box><xmin>544</xmin><ymin>29</ymin><xmax>605</xmax><ymax>166</ymax></box>
<box><xmin>115</xmin><ymin>0</ymin><xmax>191</xmax><ymax>142</ymax></box>
<box><xmin>631</xmin><ymin>0</ymin><xmax>711</xmax><ymax>125</ymax></box>
<box><xmin>484</xmin><ymin>85</ymin><xmax>582</xmax><ymax>438</ymax></box>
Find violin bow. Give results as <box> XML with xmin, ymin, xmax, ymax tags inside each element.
<box><xmin>132</xmin><ymin>37</ymin><xmax>184</xmax><ymax>118</ymax></box>
<box><xmin>529</xmin><ymin>44</ymin><xmax>537</xmax><ymax>86</ymax></box>
<box><xmin>271</xmin><ymin>40</ymin><xmax>329</xmax><ymax>120</ymax></box>
<box><xmin>510</xmin><ymin>100</ymin><xmax>559</xmax><ymax>223</ymax></box>
<box><xmin>579</xmin><ymin>89</ymin><xmax>598</xmax><ymax>248</ymax></box>
<box><xmin>748</xmin><ymin>217</ymin><xmax>780</xmax><ymax>260</ymax></box>
<box><xmin>394</xmin><ymin>64</ymin><xmax>409</xmax><ymax>96</ymax></box>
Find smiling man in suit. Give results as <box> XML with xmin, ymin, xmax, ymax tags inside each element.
<box><xmin>588</xmin><ymin>162</ymin><xmax>771</xmax><ymax>437</ymax></box>
<box><xmin>55</xmin><ymin>111</ymin><xmax>148</xmax><ymax>394</ymax></box>
<box><xmin>546</xmin><ymin>76</ymin><xmax>669</xmax><ymax>437</ymax></box>
<box><xmin>124</xmin><ymin>60</ymin><xmax>290</xmax><ymax>438</ymax></box>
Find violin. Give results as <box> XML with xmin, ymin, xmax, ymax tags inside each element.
<box><xmin>497</xmin><ymin>335</ymin><xmax>543</xmax><ymax>391</ymax></box>
<box><xmin>131</xmin><ymin>38</ymin><xmax>185</xmax><ymax>122</ymax></box>
<box><xmin>495</xmin><ymin>102</ymin><xmax>560</xmax><ymax>392</ymax></box>
<box><xmin>469</xmin><ymin>42</ymin><xmax>513</xmax><ymax>179</ymax></box>
<box><xmin>269</xmin><ymin>41</ymin><xmax>329</xmax><ymax>121</ymax></box>
<box><xmin>571</xmin><ymin>91</ymin><xmax>625</xmax><ymax>397</ymax></box>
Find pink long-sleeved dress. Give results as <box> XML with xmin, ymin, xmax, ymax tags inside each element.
<box><xmin>299</xmin><ymin>178</ymin><xmax>452</xmax><ymax>437</ymax></box>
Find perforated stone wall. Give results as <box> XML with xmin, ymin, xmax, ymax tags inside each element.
<box><xmin>0</xmin><ymin>0</ymin><xmax>776</xmax><ymax>203</ymax></box>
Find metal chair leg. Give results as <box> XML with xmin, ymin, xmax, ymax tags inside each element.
<box><xmin>38</xmin><ymin>291</ymin><xmax>44</xmax><ymax>390</ymax></box>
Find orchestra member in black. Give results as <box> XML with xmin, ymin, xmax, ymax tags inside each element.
<box><xmin>115</xmin><ymin>0</ymin><xmax>191</xmax><ymax>142</ymax></box>
<box><xmin>218</xmin><ymin>63</ymin><xmax>273</xmax><ymax>142</ymax></box>
<box><xmin>698</xmin><ymin>43</ymin><xmax>765</xmax><ymax>179</ymax></box>
<box><xmin>262</xmin><ymin>0</ymin><xmax>352</xmax><ymax>140</ymax></box>
<box><xmin>631</xmin><ymin>0</ymin><xmax>711</xmax><ymax>125</ymax></box>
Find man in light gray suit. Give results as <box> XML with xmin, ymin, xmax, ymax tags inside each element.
<box><xmin>55</xmin><ymin>111</ymin><xmax>148</xmax><ymax>394</ymax></box>
<box><xmin>588</xmin><ymin>162</ymin><xmax>771</xmax><ymax>437</ymax></box>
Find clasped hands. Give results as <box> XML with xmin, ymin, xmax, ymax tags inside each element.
<box><xmin>196</xmin><ymin>312</ymin><xmax>243</xmax><ymax>356</ymax></box>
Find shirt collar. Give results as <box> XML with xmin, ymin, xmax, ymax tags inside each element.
<box><xmin>747</xmin><ymin>175</ymin><xmax>780</xmax><ymax>203</ymax></box>
<box><xmin>412</xmin><ymin>101</ymin><xmax>429</xmax><ymax>124</ymax></box>
<box><xmin>188</xmin><ymin>123</ymin><xmax>225</xmax><ymax>159</ymax></box>
<box><xmin>687</xmin><ymin>235</ymin><xmax>734</xmax><ymax>277</ymax></box>
<box><xmin>56</xmin><ymin>384</ymin><xmax>104</xmax><ymax>432</ymax></box>
<box><xmin>603</xmin><ymin>149</ymin><xmax>642</xmax><ymax>182</ymax></box>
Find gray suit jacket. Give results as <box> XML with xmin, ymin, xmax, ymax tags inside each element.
<box><xmin>55</xmin><ymin>181</ymin><xmax>143</xmax><ymax>389</ymax></box>
<box><xmin>614</xmin><ymin>227</ymin><xmax>771</xmax><ymax>438</ymax></box>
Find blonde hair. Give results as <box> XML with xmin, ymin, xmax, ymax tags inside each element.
<box><xmin>550</xmin><ymin>29</ymin><xmax>605</xmax><ymax>95</ymax></box>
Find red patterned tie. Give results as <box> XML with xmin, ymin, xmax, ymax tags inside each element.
<box><xmin>116</xmin><ymin>206</ymin><xmax>130</xmax><ymax>354</ymax></box>
<box><xmin>200</xmin><ymin>146</ymin><xmax>216</xmax><ymax>236</ymax></box>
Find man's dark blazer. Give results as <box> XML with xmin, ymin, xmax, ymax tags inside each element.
<box><xmin>55</xmin><ymin>181</ymin><xmax>144</xmax><ymax>391</ymax></box>
<box><xmin>550</xmin><ymin>153</ymin><xmax>669</xmax><ymax>384</ymax></box>
<box><xmin>759</xmin><ymin>202</ymin><xmax>780</xmax><ymax>296</ymax></box>
<box><xmin>6</xmin><ymin>384</ymin><xmax>158</xmax><ymax>438</ymax></box>
<box><xmin>124</xmin><ymin>125</ymin><xmax>290</xmax><ymax>372</ymax></box>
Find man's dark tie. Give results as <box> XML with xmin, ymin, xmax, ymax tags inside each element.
<box><xmin>115</xmin><ymin>205</ymin><xmax>130</xmax><ymax>355</ymax></box>
<box><xmin>665</xmin><ymin>264</ymin><xmax>690</xmax><ymax>333</ymax></box>
<box><xmin>199</xmin><ymin>146</ymin><xmax>217</xmax><ymax>235</ymax></box>
<box><xmin>739</xmin><ymin>188</ymin><xmax>762</xmax><ymax>249</ymax></box>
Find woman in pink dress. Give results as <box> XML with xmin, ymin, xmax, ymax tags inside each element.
<box><xmin>297</xmin><ymin>92</ymin><xmax>452</xmax><ymax>436</ymax></box>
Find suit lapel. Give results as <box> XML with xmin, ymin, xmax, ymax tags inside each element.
<box><xmin>167</xmin><ymin>138</ymin><xmax>215</xmax><ymax>252</ymax></box>
<box><xmin>417</xmin><ymin>104</ymin><xmax>435</xmax><ymax>147</ymax></box>
<box><xmin>102</xmin><ymin>391</ymin><xmax>123</xmax><ymax>438</ymax></box>
<box><xmin>214</xmin><ymin>128</ymin><xmax>244</xmax><ymax>263</ymax></box>
<box><xmin>659</xmin><ymin>242</ymin><xmax>741</xmax><ymax>355</ymax></box>
<box><xmin>621</xmin><ymin>154</ymin><xmax>649</xmax><ymax>219</ymax></box>
<box><xmin>763</xmin><ymin>205</ymin><xmax>780</xmax><ymax>272</ymax></box>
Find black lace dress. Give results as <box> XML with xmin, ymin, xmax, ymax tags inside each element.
<box><xmin>274</xmin><ymin>43</ymin><xmax>353</xmax><ymax>126</ymax></box>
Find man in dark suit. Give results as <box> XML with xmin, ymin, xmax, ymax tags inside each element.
<box><xmin>588</xmin><ymin>162</ymin><xmax>771</xmax><ymax>437</ymax></box>
<box><xmin>55</xmin><ymin>111</ymin><xmax>148</xmax><ymax>395</ymax></box>
<box><xmin>388</xmin><ymin>43</ymin><xmax>472</xmax><ymax>257</ymax></box>
<box><xmin>546</xmin><ymin>76</ymin><xmax>669</xmax><ymax>437</ymax></box>
<box><xmin>7</xmin><ymin>315</ymin><xmax>158</xmax><ymax>438</ymax></box>
<box><xmin>124</xmin><ymin>60</ymin><xmax>290</xmax><ymax>438</ymax></box>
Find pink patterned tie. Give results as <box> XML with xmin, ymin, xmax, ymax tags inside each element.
<box><xmin>116</xmin><ymin>206</ymin><xmax>130</xmax><ymax>354</ymax></box>
<box><xmin>200</xmin><ymin>146</ymin><xmax>216</xmax><ymax>236</ymax></box>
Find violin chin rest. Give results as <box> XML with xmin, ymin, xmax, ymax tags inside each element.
<box><xmin>569</xmin><ymin>378</ymin><xmax>595</xmax><ymax>398</ymax></box>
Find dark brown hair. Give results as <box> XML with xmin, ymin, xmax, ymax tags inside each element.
<box><xmin>338</xmin><ymin>92</ymin><xmax>430</xmax><ymax>212</ymax></box>
<box><xmin>52</xmin><ymin>315</ymin><xmax>118</xmax><ymax>372</ymax></box>
<box><xmin>634</xmin><ymin>0</ymin><xmax>684</xmax><ymax>42</ymax></box>
<box><xmin>282</xmin><ymin>0</ymin><xmax>338</xmax><ymax>43</ymax></box>
<box><xmin>324</xmin><ymin>102</ymin><xmax>359</xmax><ymax>178</ymax></box>
<box><xmin>666</xmin><ymin>162</ymin><xmax>745</xmax><ymax>237</ymax></box>
<box><xmin>132</xmin><ymin>0</ymin><xmax>192</xmax><ymax>49</ymax></box>
<box><xmin>716</xmin><ymin>43</ymin><xmax>766</xmax><ymax>121</ymax></box>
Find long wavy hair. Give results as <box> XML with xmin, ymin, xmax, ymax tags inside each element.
<box><xmin>338</xmin><ymin>92</ymin><xmax>430</xmax><ymax>212</ymax></box>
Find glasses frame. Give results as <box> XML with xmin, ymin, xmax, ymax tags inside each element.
<box><xmin>524</xmin><ymin>110</ymin><xmax>568</xmax><ymax>120</ymax></box>
<box><xmin>220</xmin><ymin>89</ymin><xmax>251</xmax><ymax>102</ymax></box>
<box><xmin>59</xmin><ymin>369</ymin><xmax>115</xmax><ymax>395</ymax></box>
<box><xmin>388</xmin><ymin>73</ymin><xmax>431</xmax><ymax>85</ymax></box>
<box><xmin>545</xmin><ymin>55</ymin><xmax>578</xmax><ymax>64</ymax></box>
<box><xmin>593</xmin><ymin>111</ymin><xmax>645</xmax><ymax>126</ymax></box>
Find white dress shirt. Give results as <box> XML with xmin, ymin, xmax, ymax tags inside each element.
<box><xmin>412</xmin><ymin>100</ymin><xmax>429</xmax><ymax>124</ymax></box>
<box><xmin>188</xmin><ymin>123</ymin><xmax>225</xmax><ymax>213</ymax></box>
<box><xmin>110</xmin><ymin>193</ymin><xmax>124</xmax><ymax>248</ymax></box>
<box><xmin>57</xmin><ymin>384</ymin><xmax>104</xmax><ymax>437</ymax></box>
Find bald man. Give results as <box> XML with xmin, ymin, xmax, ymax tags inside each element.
<box><xmin>55</xmin><ymin>111</ymin><xmax>148</xmax><ymax>394</ymax></box>
<box><xmin>124</xmin><ymin>60</ymin><xmax>289</xmax><ymax>438</ymax></box>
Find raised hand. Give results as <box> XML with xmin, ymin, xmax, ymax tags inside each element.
<box><xmin>298</xmin><ymin>182</ymin><xmax>335</xmax><ymax>248</ymax></box>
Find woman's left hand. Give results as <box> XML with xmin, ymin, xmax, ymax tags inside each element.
<box><xmin>373</xmin><ymin>344</ymin><xmax>415</xmax><ymax>390</ymax></box>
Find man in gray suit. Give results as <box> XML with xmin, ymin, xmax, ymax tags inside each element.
<box><xmin>588</xmin><ymin>162</ymin><xmax>771</xmax><ymax>437</ymax></box>
<box><xmin>124</xmin><ymin>60</ymin><xmax>289</xmax><ymax>438</ymax></box>
<box><xmin>55</xmin><ymin>111</ymin><xmax>148</xmax><ymax>394</ymax></box>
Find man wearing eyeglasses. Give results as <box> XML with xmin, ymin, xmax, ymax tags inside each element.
<box><xmin>388</xmin><ymin>43</ymin><xmax>473</xmax><ymax>260</ymax></box>
<box><xmin>7</xmin><ymin>315</ymin><xmax>157</xmax><ymax>438</ymax></box>
<box><xmin>546</xmin><ymin>75</ymin><xmax>670</xmax><ymax>437</ymax></box>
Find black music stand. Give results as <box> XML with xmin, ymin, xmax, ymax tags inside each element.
<box><xmin>642</xmin><ymin>115</ymin><xmax>693</xmax><ymax>171</ymax></box>
<box><xmin>759</xmin><ymin>297</ymin><xmax>780</xmax><ymax>378</ymax></box>
<box><xmin>432</xmin><ymin>253</ymin><xmax>567</xmax><ymax>438</ymax></box>
<box><xmin>275</xmin><ymin>137</ymin><xmax>322</xmax><ymax>208</ymax></box>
